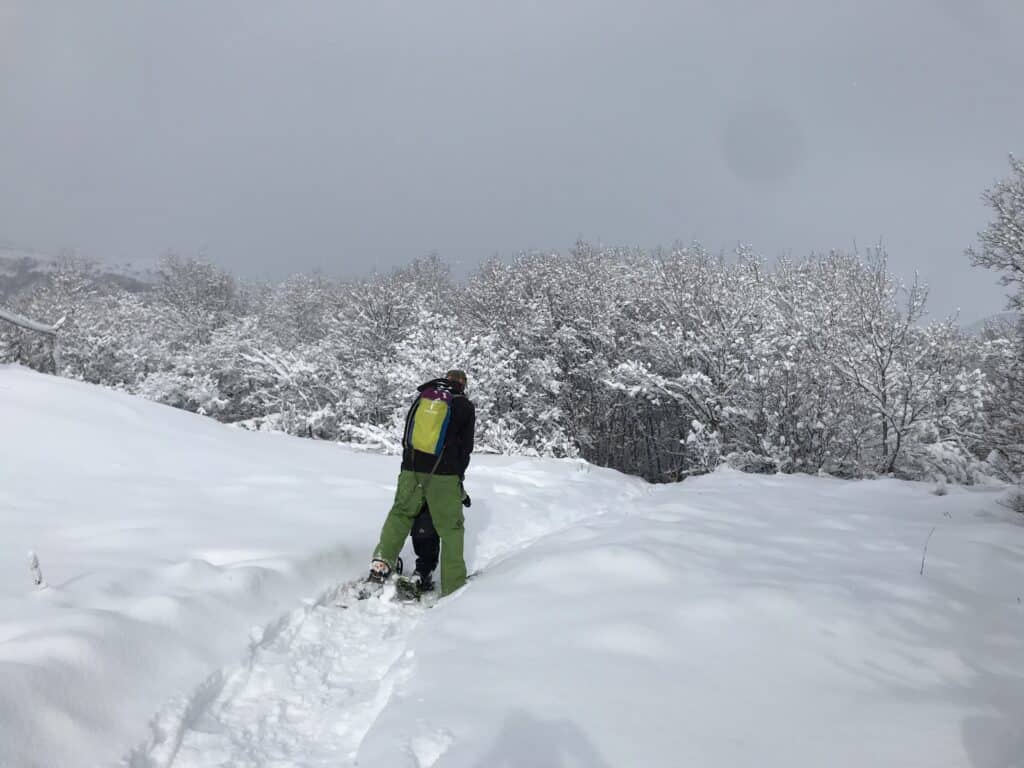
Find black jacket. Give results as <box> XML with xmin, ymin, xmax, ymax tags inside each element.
<box><xmin>401</xmin><ymin>378</ymin><xmax>476</xmax><ymax>478</ymax></box>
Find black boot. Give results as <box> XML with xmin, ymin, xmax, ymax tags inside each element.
<box><xmin>414</xmin><ymin>570</ymin><xmax>435</xmax><ymax>592</ymax></box>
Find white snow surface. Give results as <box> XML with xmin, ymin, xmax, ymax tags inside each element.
<box><xmin>1</xmin><ymin>364</ymin><xmax>1023</xmax><ymax>768</ymax></box>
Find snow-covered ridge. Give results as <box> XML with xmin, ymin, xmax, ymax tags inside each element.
<box><xmin>2</xmin><ymin>365</ymin><xmax>1023</xmax><ymax>767</ymax></box>
<box><xmin>0</xmin><ymin>246</ymin><xmax>153</xmax><ymax>301</ymax></box>
<box><xmin>0</xmin><ymin>248</ymin><xmax>56</xmax><ymax>300</ymax></box>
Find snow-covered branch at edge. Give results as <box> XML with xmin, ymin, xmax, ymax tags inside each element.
<box><xmin>0</xmin><ymin>306</ymin><xmax>62</xmax><ymax>336</ymax></box>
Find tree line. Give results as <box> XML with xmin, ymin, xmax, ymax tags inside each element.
<box><xmin>3</xmin><ymin>160</ymin><xmax>1021</xmax><ymax>487</ymax></box>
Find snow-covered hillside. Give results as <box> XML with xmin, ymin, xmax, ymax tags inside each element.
<box><xmin>0</xmin><ymin>248</ymin><xmax>57</xmax><ymax>301</ymax></box>
<box><xmin>2</xmin><ymin>365</ymin><xmax>1022</xmax><ymax>768</ymax></box>
<box><xmin>0</xmin><ymin>246</ymin><xmax>152</xmax><ymax>302</ymax></box>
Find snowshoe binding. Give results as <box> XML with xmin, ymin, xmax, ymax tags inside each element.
<box><xmin>357</xmin><ymin>558</ymin><xmax>392</xmax><ymax>600</ymax></box>
<box><xmin>394</xmin><ymin>570</ymin><xmax>434</xmax><ymax>602</ymax></box>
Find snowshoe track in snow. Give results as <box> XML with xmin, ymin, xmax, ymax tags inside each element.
<box><xmin>127</xmin><ymin>581</ymin><xmax>433</xmax><ymax>768</ymax></box>
<box><xmin>122</xmin><ymin>465</ymin><xmax>632</xmax><ymax>768</ymax></box>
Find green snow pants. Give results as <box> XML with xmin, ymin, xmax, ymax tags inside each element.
<box><xmin>373</xmin><ymin>470</ymin><xmax>467</xmax><ymax>596</ymax></box>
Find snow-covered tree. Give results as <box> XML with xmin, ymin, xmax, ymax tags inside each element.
<box><xmin>968</xmin><ymin>156</ymin><xmax>1024</xmax><ymax>312</ymax></box>
<box><xmin>1</xmin><ymin>240</ymin><xmax>998</xmax><ymax>484</ymax></box>
<box><xmin>966</xmin><ymin>157</ymin><xmax>1024</xmax><ymax>488</ymax></box>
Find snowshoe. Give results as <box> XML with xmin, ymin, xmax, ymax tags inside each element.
<box><xmin>394</xmin><ymin>575</ymin><xmax>420</xmax><ymax>602</ymax></box>
<box><xmin>395</xmin><ymin>569</ymin><xmax>438</xmax><ymax>601</ymax></box>
<box><xmin>355</xmin><ymin>580</ymin><xmax>383</xmax><ymax>601</ymax></box>
<box><xmin>356</xmin><ymin>557</ymin><xmax>406</xmax><ymax>601</ymax></box>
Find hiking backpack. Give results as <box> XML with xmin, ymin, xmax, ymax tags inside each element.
<box><xmin>406</xmin><ymin>383</ymin><xmax>453</xmax><ymax>456</ymax></box>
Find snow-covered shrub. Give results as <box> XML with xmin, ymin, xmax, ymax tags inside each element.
<box><xmin>898</xmin><ymin>441</ymin><xmax>988</xmax><ymax>485</ymax></box>
<box><xmin>340</xmin><ymin>414</ymin><xmax>406</xmax><ymax>454</ymax></box>
<box><xmin>1009</xmin><ymin>489</ymin><xmax>1024</xmax><ymax>515</ymax></box>
<box><xmin>725</xmin><ymin>451</ymin><xmax>779</xmax><ymax>475</ymax></box>
<box><xmin>685</xmin><ymin>420</ymin><xmax>722</xmax><ymax>476</ymax></box>
<box><xmin>135</xmin><ymin>369</ymin><xmax>226</xmax><ymax>415</ymax></box>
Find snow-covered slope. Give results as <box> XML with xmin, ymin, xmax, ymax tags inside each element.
<box><xmin>2</xmin><ymin>365</ymin><xmax>1022</xmax><ymax>767</ymax></box>
<box><xmin>0</xmin><ymin>365</ymin><xmax>644</xmax><ymax>767</ymax></box>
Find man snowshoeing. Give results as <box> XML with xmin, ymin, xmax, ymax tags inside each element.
<box><xmin>369</xmin><ymin>369</ymin><xmax>475</xmax><ymax>596</ymax></box>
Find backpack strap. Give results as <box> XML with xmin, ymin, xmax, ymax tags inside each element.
<box><xmin>402</xmin><ymin>397</ymin><xmax>418</xmax><ymax>465</ymax></box>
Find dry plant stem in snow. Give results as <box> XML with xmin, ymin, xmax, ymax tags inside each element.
<box><xmin>920</xmin><ymin>527</ymin><xmax>937</xmax><ymax>576</ymax></box>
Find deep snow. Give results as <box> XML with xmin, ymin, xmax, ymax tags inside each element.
<box><xmin>1</xmin><ymin>364</ymin><xmax>1022</xmax><ymax>768</ymax></box>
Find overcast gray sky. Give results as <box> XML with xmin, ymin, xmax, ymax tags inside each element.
<box><xmin>1</xmin><ymin>0</ymin><xmax>1021</xmax><ymax>322</ymax></box>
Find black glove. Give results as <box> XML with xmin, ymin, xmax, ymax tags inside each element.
<box><xmin>460</xmin><ymin>482</ymin><xmax>472</xmax><ymax>508</ymax></box>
